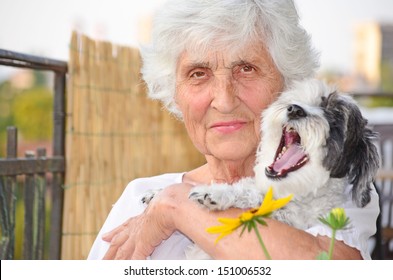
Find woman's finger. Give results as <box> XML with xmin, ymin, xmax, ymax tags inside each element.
<box><xmin>131</xmin><ymin>242</ymin><xmax>156</xmax><ymax>260</ymax></box>
<box><xmin>103</xmin><ymin>230</ymin><xmax>131</xmax><ymax>259</ymax></box>
<box><xmin>102</xmin><ymin>218</ymin><xmax>132</xmax><ymax>242</ymax></box>
<box><xmin>114</xmin><ymin>242</ymin><xmax>136</xmax><ymax>260</ymax></box>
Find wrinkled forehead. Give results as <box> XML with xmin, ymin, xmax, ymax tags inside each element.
<box><xmin>177</xmin><ymin>40</ymin><xmax>274</xmax><ymax>71</ymax></box>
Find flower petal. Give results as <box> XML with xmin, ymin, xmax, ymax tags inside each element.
<box><xmin>206</xmin><ymin>223</ymin><xmax>241</xmax><ymax>244</ymax></box>
<box><xmin>255</xmin><ymin>187</ymin><xmax>293</xmax><ymax>216</ymax></box>
<box><xmin>217</xmin><ymin>217</ymin><xmax>242</xmax><ymax>227</ymax></box>
<box><xmin>206</xmin><ymin>216</ymin><xmax>243</xmax><ymax>243</ymax></box>
<box><xmin>270</xmin><ymin>194</ymin><xmax>293</xmax><ymax>211</ymax></box>
<box><xmin>254</xmin><ymin>187</ymin><xmax>274</xmax><ymax>216</ymax></box>
<box><xmin>240</xmin><ymin>212</ymin><xmax>254</xmax><ymax>222</ymax></box>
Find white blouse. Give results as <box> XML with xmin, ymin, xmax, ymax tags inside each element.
<box><xmin>87</xmin><ymin>173</ymin><xmax>380</xmax><ymax>260</ymax></box>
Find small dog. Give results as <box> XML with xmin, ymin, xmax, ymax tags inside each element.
<box><xmin>143</xmin><ymin>79</ymin><xmax>380</xmax><ymax>259</ymax></box>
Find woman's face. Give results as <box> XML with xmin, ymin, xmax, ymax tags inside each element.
<box><xmin>175</xmin><ymin>43</ymin><xmax>284</xmax><ymax>162</ymax></box>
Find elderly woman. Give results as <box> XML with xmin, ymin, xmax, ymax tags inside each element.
<box><xmin>88</xmin><ymin>0</ymin><xmax>379</xmax><ymax>260</ymax></box>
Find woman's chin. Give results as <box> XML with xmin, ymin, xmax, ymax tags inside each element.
<box><xmin>207</xmin><ymin>143</ymin><xmax>256</xmax><ymax>162</ymax></box>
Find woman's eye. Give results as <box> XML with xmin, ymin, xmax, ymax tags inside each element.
<box><xmin>190</xmin><ymin>71</ymin><xmax>206</xmax><ymax>78</ymax></box>
<box><xmin>233</xmin><ymin>64</ymin><xmax>258</xmax><ymax>80</ymax></box>
<box><xmin>241</xmin><ymin>65</ymin><xmax>255</xmax><ymax>73</ymax></box>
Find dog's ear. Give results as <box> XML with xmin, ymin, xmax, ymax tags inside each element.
<box><xmin>348</xmin><ymin>124</ymin><xmax>379</xmax><ymax>207</ymax></box>
<box><xmin>322</xmin><ymin>93</ymin><xmax>379</xmax><ymax>207</ymax></box>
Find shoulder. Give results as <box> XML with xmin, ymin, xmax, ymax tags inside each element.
<box><xmin>122</xmin><ymin>172</ymin><xmax>185</xmax><ymax>197</ymax></box>
<box><xmin>115</xmin><ymin>172</ymin><xmax>185</xmax><ymax>209</ymax></box>
<box><xmin>130</xmin><ymin>172</ymin><xmax>185</xmax><ymax>187</ymax></box>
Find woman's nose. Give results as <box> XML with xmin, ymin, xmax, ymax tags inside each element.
<box><xmin>210</xmin><ymin>76</ymin><xmax>239</xmax><ymax>113</ymax></box>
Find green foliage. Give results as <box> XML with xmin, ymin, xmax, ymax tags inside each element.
<box><xmin>12</xmin><ymin>86</ymin><xmax>53</xmax><ymax>141</ymax></box>
<box><xmin>0</xmin><ymin>81</ymin><xmax>16</xmax><ymax>156</ymax></box>
<box><xmin>0</xmin><ymin>71</ymin><xmax>53</xmax><ymax>156</ymax></box>
<box><xmin>381</xmin><ymin>61</ymin><xmax>393</xmax><ymax>92</ymax></box>
<box><xmin>365</xmin><ymin>95</ymin><xmax>393</xmax><ymax>107</ymax></box>
<box><xmin>0</xmin><ymin>82</ymin><xmax>15</xmax><ymax>126</ymax></box>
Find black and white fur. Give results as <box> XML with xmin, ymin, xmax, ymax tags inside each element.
<box><xmin>143</xmin><ymin>79</ymin><xmax>380</xmax><ymax>259</ymax></box>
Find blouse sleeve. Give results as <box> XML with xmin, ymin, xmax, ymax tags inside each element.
<box><xmin>87</xmin><ymin>173</ymin><xmax>184</xmax><ymax>259</ymax></box>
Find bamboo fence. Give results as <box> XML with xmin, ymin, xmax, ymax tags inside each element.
<box><xmin>62</xmin><ymin>32</ymin><xmax>205</xmax><ymax>259</ymax></box>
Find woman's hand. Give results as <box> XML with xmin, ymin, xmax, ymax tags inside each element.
<box><xmin>101</xmin><ymin>183</ymin><xmax>193</xmax><ymax>259</ymax></box>
<box><xmin>101</xmin><ymin>212</ymin><xmax>169</xmax><ymax>259</ymax></box>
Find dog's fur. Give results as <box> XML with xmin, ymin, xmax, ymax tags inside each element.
<box><xmin>143</xmin><ymin>79</ymin><xmax>380</xmax><ymax>259</ymax></box>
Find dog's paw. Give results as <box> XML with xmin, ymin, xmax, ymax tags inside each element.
<box><xmin>189</xmin><ymin>191</ymin><xmax>221</xmax><ymax>210</ymax></box>
<box><xmin>141</xmin><ymin>189</ymin><xmax>161</xmax><ymax>205</ymax></box>
<box><xmin>189</xmin><ymin>179</ymin><xmax>262</xmax><ymax>211</ymax></box>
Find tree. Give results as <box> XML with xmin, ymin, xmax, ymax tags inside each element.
<box><xmin>12</xmin><ymin>86</ymin><xmax>53</xmax><ymax>141</ymax></box>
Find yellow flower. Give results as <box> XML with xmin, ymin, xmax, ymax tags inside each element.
<box><xmin>331</xmin><ymin>208</ymin><xmax>347</xmax><ymax>225</ymax></box>
<box><xmin>317</xmin><ymin>208</ymin><xmax>351</xmax><ymax>259</ymax></box>
<box><xmin>206</xmin><ymin>187</ymin><xmax>293</xmax><ymax>243</ymax></box>
<box><xmin>319</xmin><ymin>207</ymin><xmax>350</xmax><ymax>230</ymax></box>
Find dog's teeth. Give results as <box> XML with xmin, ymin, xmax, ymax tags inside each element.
<box><xmin>297</xmin><ymin>157</ymin><xmax>308</xmax><ymax>165</ymax></box>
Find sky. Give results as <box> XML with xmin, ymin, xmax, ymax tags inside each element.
<box><xmin>0</xmin><ymin>0</ymin><xmax>393</xmax><ymax>80</ymax></box>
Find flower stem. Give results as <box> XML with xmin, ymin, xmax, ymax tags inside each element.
<box><xmin>328</xmin><ymin>229</ymin><xmax>336</xmax><ymax>260</ymax></box>
<box><xmin>253</xmin><ymin>225</ymin><xmax>272</xmax><ymax>260</ymax></box>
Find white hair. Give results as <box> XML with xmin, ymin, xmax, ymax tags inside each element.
<box><xmin>140</xmin><ymin>0</ymin><xmax>320</xmax><ymax>118</ymax></box>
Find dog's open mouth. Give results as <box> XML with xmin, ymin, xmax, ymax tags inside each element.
<box><xmin>265</xmin><ymin>126</ymin><xmax>309</xmax><ymax>179</ymax></box>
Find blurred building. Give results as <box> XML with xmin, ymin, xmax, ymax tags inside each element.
<box><xmin>137</xmin><ymin>14</ymin><xmax>153</xmax><ymax>44</ymax></box>
<box><xmin>9</xmin><ymin>69</ymin><xmax>35</xmax><ymax>89</ymax></box>
<box><xmin>355</xmin><ymin>22</ymin><xmax>393</xmax><ymax>92</ymax></box>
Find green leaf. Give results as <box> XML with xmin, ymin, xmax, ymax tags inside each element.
<box><xmin>255</xmin><ymin>217</ymin><xmax>267</xmax><ymax>226</ymax></box>
<box><xmin>316</xmin><ymin>251</ymin><xmax>330</xmax><ymax>260</ymax></box>
<box><xmin>247</xmin><ymin>221</ymin><xmax>255</xmax><ymax>232</ymax></box>
<box><xmin>239</xmin><ymin>224</ymin><xmax>247</xmax><ymax>237</ymax></box>
<box><xmin>319</xmin><ymin>217</ymin><xmax>333</xmax><ymax>228</ymax></box>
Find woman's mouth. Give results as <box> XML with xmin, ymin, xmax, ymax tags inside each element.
<box><xmin>210</xmin><ymin>121</ymin><xmax>247</xmax><ymax>133</ymax></box>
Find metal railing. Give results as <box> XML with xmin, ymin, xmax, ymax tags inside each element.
<box><xmin>0</xmin><ymin>49</ymin><xmax>67</xmax><ymax>259</ymax></box>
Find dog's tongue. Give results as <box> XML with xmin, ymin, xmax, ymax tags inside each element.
<box><xmin>272</xmin><ymin>144</ymin><xmax>305</xmax><ymax>172</ymax></box>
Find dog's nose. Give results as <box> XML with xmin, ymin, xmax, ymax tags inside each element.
<box><xmin>287</xmin><ymin>104</ymin><xmax>307</xmax><ymax>119</ymax></box>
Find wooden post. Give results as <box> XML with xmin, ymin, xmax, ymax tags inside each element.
<box><xmin>35</xmin><ymin>148</ymin><xmax>46</xmax><ymax>259</ymax></box>
<box><xmin>49</xmin><ymin>72</ymin><xmax>66</xmax><ymax>260</ymax></box>
<box><xmin>23</xmin><ymin>151</ymin><xmax>35</xmax><ymax>260</ymax></box>
<box><xmin>0</xmin><ymin>127</ymin><xmax>18</xmax><ymax>259</ymax></box>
